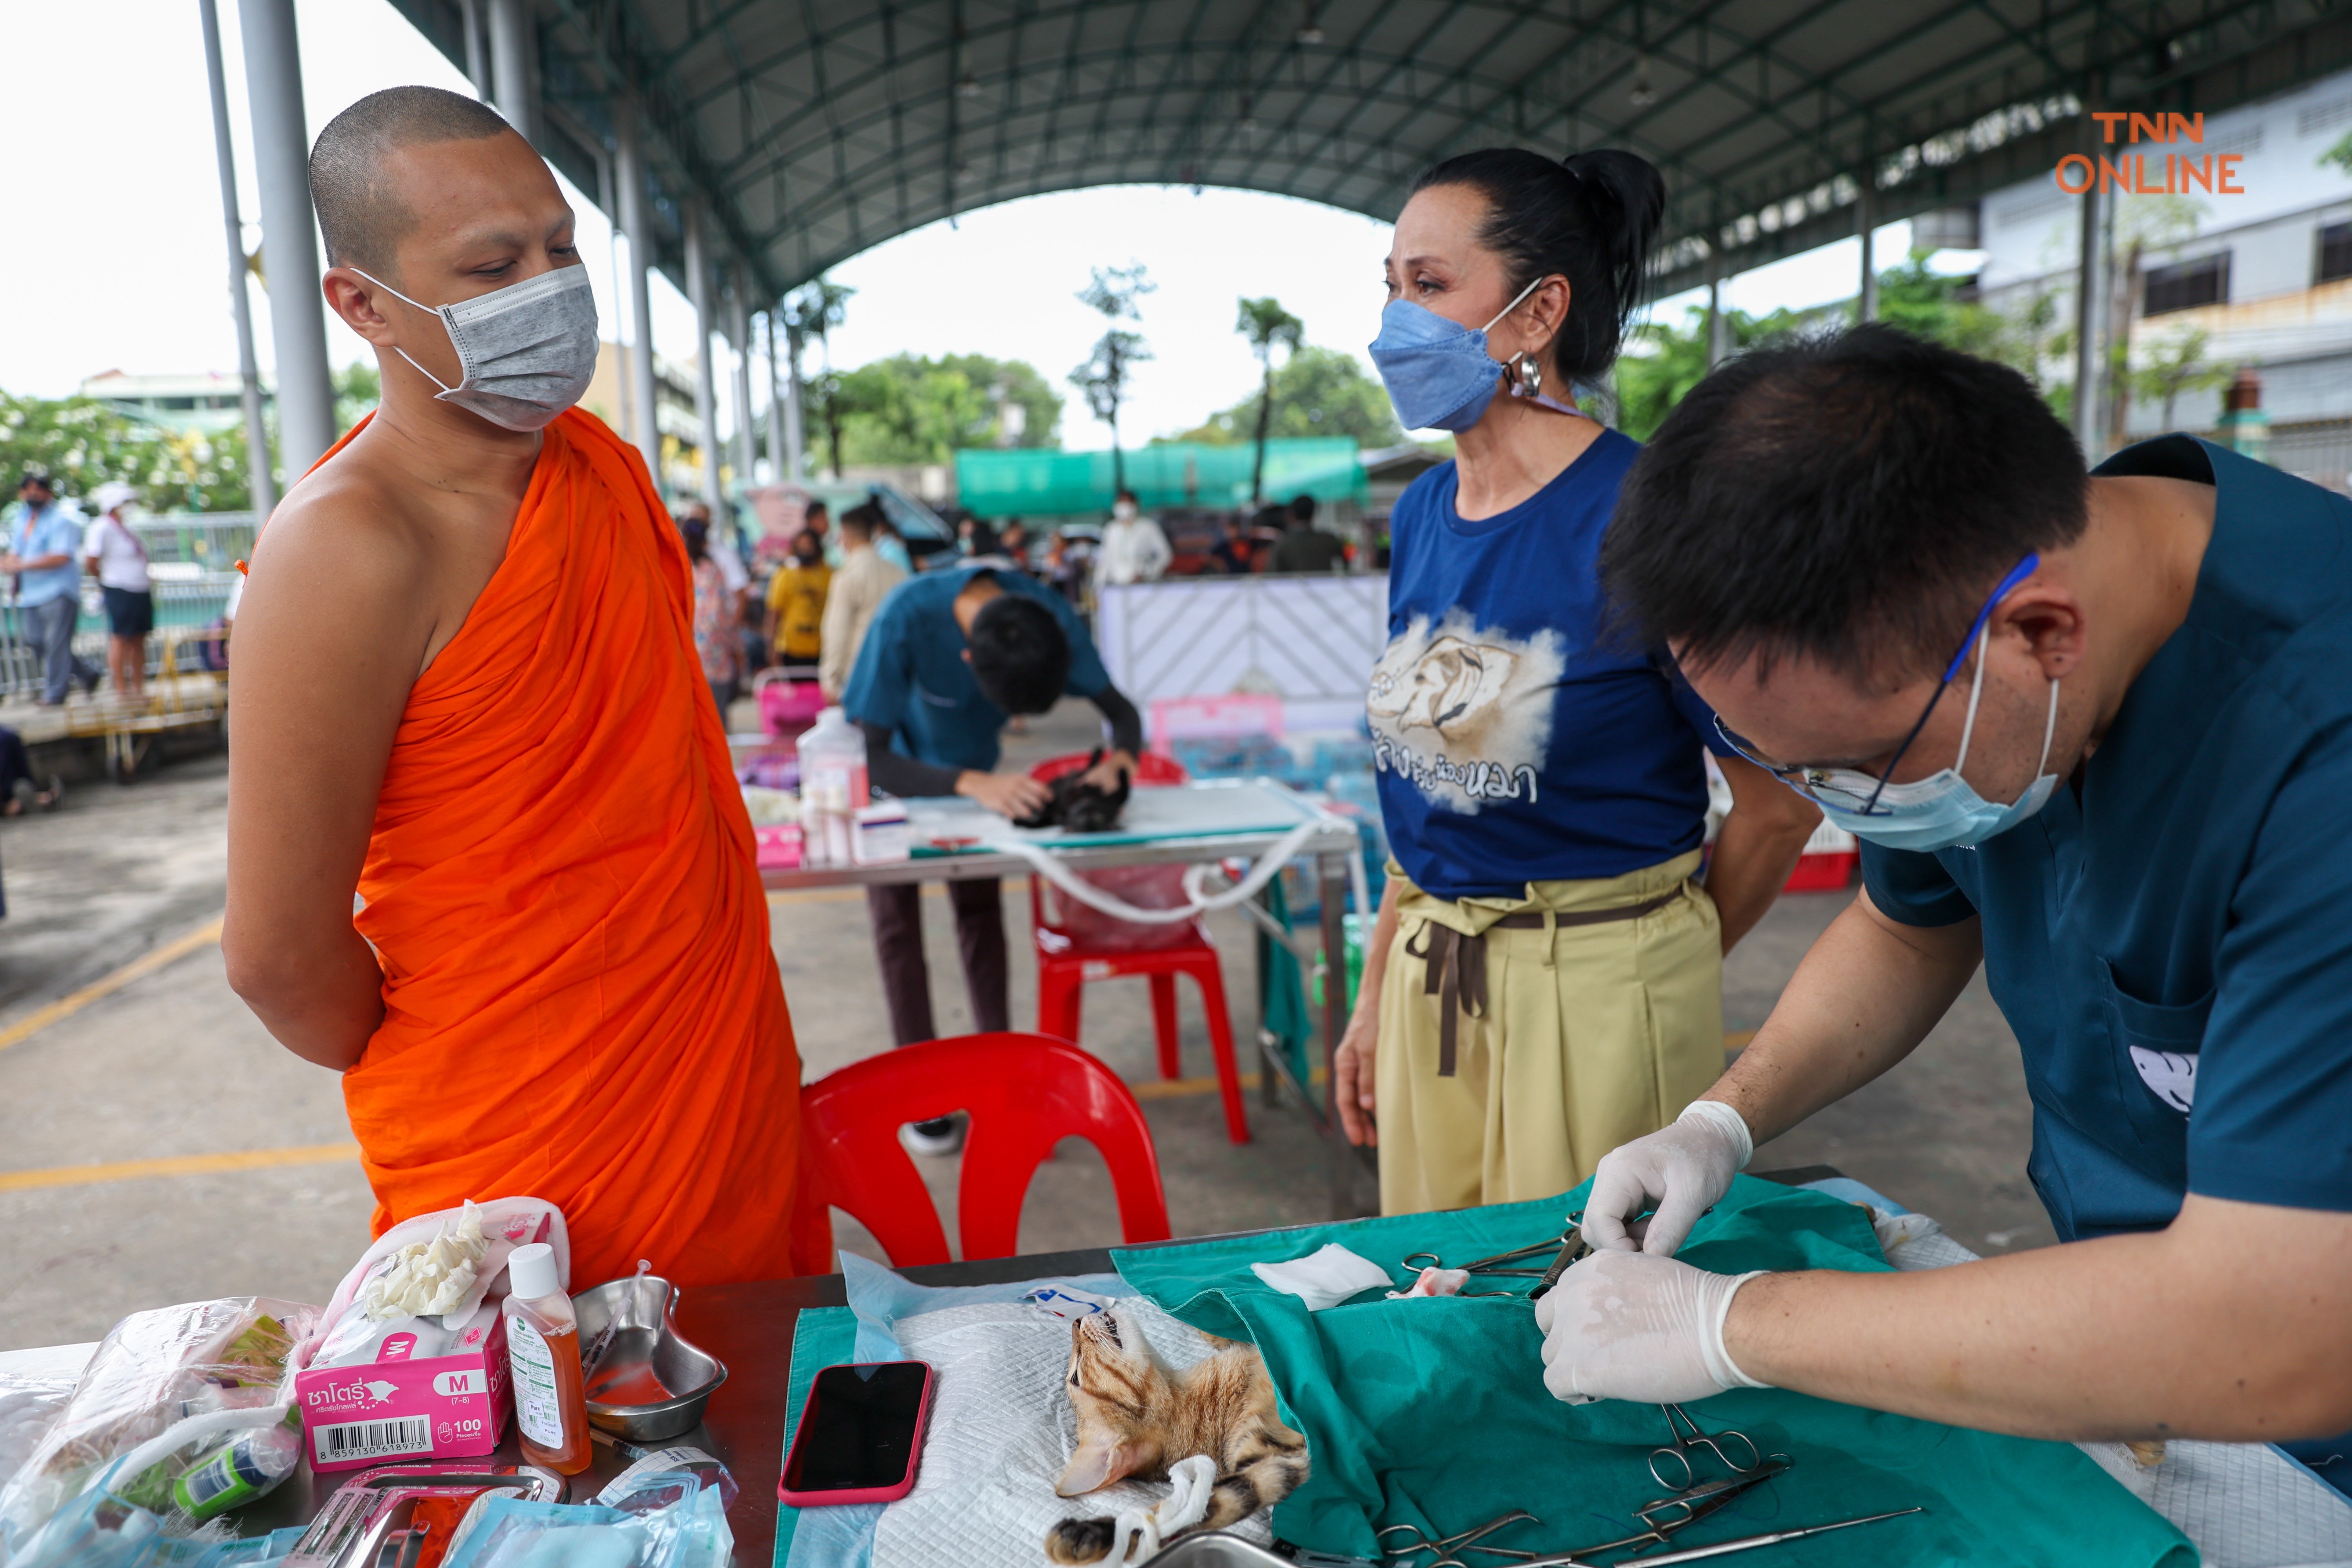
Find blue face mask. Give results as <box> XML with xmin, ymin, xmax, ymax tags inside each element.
<box><xmin>1368</xmin><ymin>277</ymin><xmax>1573</xmax><ymax>432</ymax></box>
<box><xmin>1805</xmin><ymin>628</ymin><xmax>2062</xmax><ymax>853</ymax></box>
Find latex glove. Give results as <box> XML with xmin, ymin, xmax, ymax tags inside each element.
<box><xmin>1581</xmin><ymin>1100</ymin><xmax>1752</xmax><ymax>1256</ymax></box>
<box><xmin>1535</xmin><ymin>1249</ymin><xmax>1767</xmax><ymax>1405</ymax></box>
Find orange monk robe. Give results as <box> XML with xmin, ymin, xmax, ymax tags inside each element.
<box><xmin>333</xmin><ymin>408</ymin><xmax>812</xmax><ymax>1288</ymax></box>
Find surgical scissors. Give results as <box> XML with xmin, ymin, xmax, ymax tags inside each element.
<box><xmin>1377</xmin><ymin>1508</ymin><xmax>1537</xmax><ymax>1562</ymax></box>
<box><xmin>1646</xmin><ymin>1403</ymin><xmax>1774</xmax><ymax>1493</ymax></box>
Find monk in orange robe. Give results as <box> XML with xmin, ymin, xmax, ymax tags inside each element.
<box><xmin>224</xmin><ymin>85</ymin><xmax>812</xmax><ymax>1288</ymax></box>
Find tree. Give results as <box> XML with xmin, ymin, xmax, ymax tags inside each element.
<box><xmin>1174</xmin><ymin>347</ymin><xmax>1403</xmax><ymax>448</ymax></box>
<box><xmin>2105</xmin><ymin>195</ymin><xmax>2207</xmax><ymax>450</ymax></box>
<box><xmin>2130</xmin><ymin>325</ymin><xmax>2233</xmax><ymax>430</ymax></box>
<box><xmin>819</xmin><ymin>354</ymin><xmax>1063</xmax><ymax>466</ymax></box>
<box><xmin>782</xmin><ymin>277</ymin><xmax>855</xmax><ymax>478</ymax></box>
<box><xmin>1070</xmin><ymin>264</ymin><xmax>1154</xmax><ymax>491</ymax></box>
<box><xmin>1234</xmin><ymin>296</ymin><xmax>1304</xmax><ymax>501</ymax></box>
<box><xmin>335</xmin><ymin>363</ymin><xmax>381</xmax><ymax>434</ymax></box>
<box><xmin>0</xmin><ymin>390</ymin><xmax>257</xmax><ymax>512</ymax></box>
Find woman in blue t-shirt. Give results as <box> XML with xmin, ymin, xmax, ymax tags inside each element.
<box><xmin>1338</xmin><ymin>146</ymin><xmax>1823</xmax><ymax>1216</ymax></box>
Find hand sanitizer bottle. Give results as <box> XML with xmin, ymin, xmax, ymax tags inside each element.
<box><xmin>502</xmin><ymin>1242</ymin><xmax>590</xmax><ymax>1475</ymax></box>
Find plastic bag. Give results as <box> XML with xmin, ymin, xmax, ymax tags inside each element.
<box><xmin>0</xmin><ymin>1297</ymin><xmax>316</xmax><ymax>1559</ymax></box>
<box><xmin>309</xmin><ymin>1198</ymin><xmax>566</xmax><ymax>1371</ymax></box>
<box><xmin>1043</xmin><ymin>865</ymin><xmax>1201</xmax><ymax>952</ymax></box>
<box><xmin>441</xmin><ymin>1477</ymin><xmax>731</xmax><ymax>1568</ymax></box>
<box><xmin>0</xmin><ymin>1372</ymin><xmax>77</xmax><ymax>1499</ymax></box>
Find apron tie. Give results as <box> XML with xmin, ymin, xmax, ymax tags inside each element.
<box><xmin>1404</xmin><ymin>887</ymin><xmax>1684</xmax><ymax>1078</ymax></box>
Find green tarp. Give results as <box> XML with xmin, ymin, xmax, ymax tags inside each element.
<box><xmin>1112</xmin><ymin>1176</ymin><xmax>2195</xmax><ymax>1568</ymax></box>
<box><xmin>955</xmin><ymin>438</ymin><xmax>1367</xmax><ymax>519</ymax></box>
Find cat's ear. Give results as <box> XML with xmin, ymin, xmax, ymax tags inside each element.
<box><xmin>1055</xmin><ymin>1432</ymin><xmax>1151</xmax><ymax>1497</ymax></box>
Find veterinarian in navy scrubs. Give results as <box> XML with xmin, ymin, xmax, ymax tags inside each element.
<box><xmin>1333</xmin><ymin>145</ymin><xmax>1822</xmax><ymax>1216</ymax></box>
<box><xmin>843</xmin><ymin>564</ymin><xmax>1143</xmax><ymax>1153</ymax></box>
<box><xmin>1550</xmin><ymin>325</ymin><xmax>2352</xmax><ymax>1493</ymax></box>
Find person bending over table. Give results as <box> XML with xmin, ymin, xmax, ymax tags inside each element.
<box><xmin>223</xmin><ymin>87</ymin><xmax>814</xmax><ymax>1289</ymax></box>
<box><xmin>1336</xmin><ymin>145</ymin><xmax>1822</xmax><ymax>1216</ymax></box>
<box><xmin>1548</xmin><ymin>323</ymin><xmax>2352</xmax><ymax>1488</ymax></box>
<box><xmin>841</xmin><ymin>562</ymin><xmax>1142</xmax><ymax>1154</ymax></box>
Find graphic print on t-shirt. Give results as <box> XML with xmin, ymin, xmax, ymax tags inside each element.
<box><xmin>1368</xmin><ymin>610</ymin><xmax>1563</xmax><ymax>813</ymax></box>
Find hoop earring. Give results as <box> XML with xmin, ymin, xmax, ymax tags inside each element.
<box><xmin>1512</xmin><ymin>353</ymin><xmax>1544</xmax><ymax>398</ymax></box>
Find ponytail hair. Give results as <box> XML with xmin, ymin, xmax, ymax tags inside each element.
<box><xmin>1409</xmin><ymin>146</ymin><xmax>1666</xmax><ymax>385</ymax></box>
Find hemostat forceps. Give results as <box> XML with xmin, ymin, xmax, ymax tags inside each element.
<box><xmin>1378</xmin><ymin>1508</ymin><xmax>1537</xmax><ymax>1562</ymax></box>
<box><xmin>1421</xmin><ymin>1463</ymin><xmax>1789</xmax><ymax>1568</ymax></box>
<box><xmin>1646</xmin><ymin>1403</ymin><xmax>1777</xmax><ymax>1493</ymax></box>
<box><xmin>1399</xmin><ymin>1232</ymin><xmax>1576</xmax><ymax>1296</ymax></box>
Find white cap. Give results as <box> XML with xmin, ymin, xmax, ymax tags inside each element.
<box><xmin>90</xmin><ymin>480</ymin><xmax>136</xmax><ymax>514</ymax></box>
<box><xmin>507</xmin><ymin>1241</ymin><xmax>561</xmax><ymax>1301</ymax></box>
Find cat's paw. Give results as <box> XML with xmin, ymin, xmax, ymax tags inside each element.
<box><xmin>1044</xmin><ymin>1515</ymin><xmax>1118</xmax><ymax>1564</ymax></box>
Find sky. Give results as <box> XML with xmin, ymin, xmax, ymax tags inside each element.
<box><xmin>5</xmin><ymin>0</ymin><xmax>1958</xmax><ymax>448</ymax></box>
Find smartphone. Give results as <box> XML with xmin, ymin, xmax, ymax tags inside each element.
<box><xmin>777</xmin><ymin>1360</ymin><xmax>937</xmax><ymax>1507</ymax></box>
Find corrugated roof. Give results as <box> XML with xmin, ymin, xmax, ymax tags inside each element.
<box><xmin>385</xmin><ymin>0</ymin><xmax>2352</xmax><ymax>305</ymax></box>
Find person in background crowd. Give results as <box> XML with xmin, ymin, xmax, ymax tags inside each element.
<box><xmin>1336</xmin><ymin>146</ymin><xmax>1822</xmax><ymax>1216</ymax></box>
<box><xmin>765</xmin><ymin>528</ymin><xmax>832</xmax><ymax>669</ymax></box>
<box><xmin>956</xmin><ymin>514</ymin><xmax>1003</xmax><ymax>559</ymax></box>
<box><xmin>1270</xmin><ymin>492</ymin><xmax>1349</xmax><ymax>573</ymax></box>
<box><xmin>1093</xmin><ymin>488</ymin><xmax>1172</xmax><ymax>594</ymax></box>
<box><xmin>1042</xmin><ymin>531</ymin><xmax>1080</xmax><ymax>601</ymax></box>
<box><xmin>871</xmin><ymin>508</ymin><xmax>915</xmax><ymax>575</ymax></box>
<box><xmin>802</xmin><ymin>498</ymin><xmax>830</xmax><ymax>547</ymax></box>
<box><xmin>843</xmin><ymin>559</ymin><xmax>1144</xmax><ymax>1154</ymax></box>
<box><xmin>3</xmin><ymin>474</ymin><xmax>100</xmax><ymax>707</ymax></box>
<box><xmin>0</xmin><ymin>726</ymin><xmax>60</xmax><ymax>815</ymax></box>
<box><xmin>1209</xmin><ymin>515</ymin><xmax>1255</xmax><ymax>575</ymax></box>
<box><xmin>998</xmin><ymin>519</ymin><xmax>1032</xmax><ymax>570</ymax></box>
<box><xmin>682</xmin><ymin>519</ymin><xmax>742</xmax><ymax>718</ymax></box>
<box><xmin>83</xmin><ymin>481</ymin><xmax>153</xmax><ymax>704</ymax></box>
<box><xmin>818</xmin><ymin>501</ymin><xmax>906</xmax><ymax>702</ymax></box>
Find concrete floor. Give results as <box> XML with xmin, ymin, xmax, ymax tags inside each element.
<box><xmin>0</xmin><ymin>702</ymin><xmax>2046</xmax><ymax>1352</ymax></box>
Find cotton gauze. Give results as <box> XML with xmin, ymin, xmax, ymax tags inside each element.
<box><xmin>1249</xmin><ymin>1243</ymin><xmax>1393</xmax><ymax>1311</ymax></box>
<box><xmin>361</xmin><ymin>1200</ymin><xmax>489</xmax><ymax>1320</ymax></box>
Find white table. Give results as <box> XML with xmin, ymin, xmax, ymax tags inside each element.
<box><xmin>761</xmin><ymin>779</ymin><xmax>1376</xmax><ymax>1216</ymax></box>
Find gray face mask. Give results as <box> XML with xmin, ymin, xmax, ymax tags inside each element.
<box><xmin>352</xmin><ymin>264</ymin><xmax>599</xmax><ymax>432</ymax></box>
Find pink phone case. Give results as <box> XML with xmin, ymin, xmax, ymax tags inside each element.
<box><xmin>777</xmin><ymin>1360</ymin><xmax>938</xmax><ymax>1507</ymax></box>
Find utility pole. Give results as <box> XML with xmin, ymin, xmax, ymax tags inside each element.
<box><xmin>198</xmin><ymin>0</ymin><xmax>275</xmax><ymax>515</ymax></box>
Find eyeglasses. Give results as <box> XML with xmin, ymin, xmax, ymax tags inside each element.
<box><xmin>1713</xmin><ymin>553</ymin><xmax>2041</xmax><ymax>817</ymax></box>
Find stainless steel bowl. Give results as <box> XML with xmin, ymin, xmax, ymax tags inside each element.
<box><xmin>569</xmin><ymin>1272</ymin><xmax>728</xmax><ymax>1442</ymax></box>
<box><xmin>1152</xmin><ymin>1534</ymin><xmax>1299</xmax><ymax>1567</ymax></box>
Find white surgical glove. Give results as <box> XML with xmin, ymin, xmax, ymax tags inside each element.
<box><xmin>1534</xmin><ymin>1249</ymin><xmax>1768</xmax><ymax>1405</ymax></box>
<box><xmin>1581</xmin><ymin>1099</ymin><xmax>1752</xmax><ymax>1256</ymax></box>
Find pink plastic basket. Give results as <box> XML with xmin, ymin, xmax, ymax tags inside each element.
<box><xmin>757</xmin><ymin>668</ymin><xmax>828</xmax><ymax>738</ymax></box>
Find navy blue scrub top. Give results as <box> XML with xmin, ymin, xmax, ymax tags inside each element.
<box><xmin>1864</xmin><ymin>437</ymin><xmax>2352</xmax><ymax>1243</ymax></box>
<box><xmin>841</xmin><ymin>564</ymin><xmax>1110</xmax><ymax>774</ymax></box>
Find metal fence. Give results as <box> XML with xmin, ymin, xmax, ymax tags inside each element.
<box><xmin>2259</xmin><ymin>420</ymin><xmax>2352</xmax><ymax>494</ymax></box>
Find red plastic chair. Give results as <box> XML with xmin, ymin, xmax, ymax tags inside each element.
<box><xmin>1026</xmin><ymin>751</ymin><xmax>1250</xmax><ymax>1145</ymax></box>
<box><xmin>792</xmin><ymin>1032</ymin><xmax>1173</xmax><ymax>1269</ymax></box>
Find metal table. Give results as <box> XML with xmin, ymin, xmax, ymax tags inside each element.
<box><xmin>760</xmin><ymin>783</ymin><xmax>1376</xmax><ymax>1217</ymax></box>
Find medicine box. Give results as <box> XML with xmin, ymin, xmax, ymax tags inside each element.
<box><xmin>293</xmin><ymin>1304</ymin><xmax>512</xmax><ymax>1472</ymax></box>
<box><xmin>853</xmin><ymin>802</ymin><xmax>911</xmax><ymax>864</ymax></box>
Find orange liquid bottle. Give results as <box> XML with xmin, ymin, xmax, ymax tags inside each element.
<box><xmin>501</xmin><ymin>1242</ymin><xmax>591</xmax><ymax>1475</ymax></box>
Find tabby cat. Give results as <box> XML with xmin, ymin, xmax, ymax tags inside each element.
<box><xmin>1045</xmin><ymin>1308</ymin><xmax>1309</xmax><ymax>1563</ymax></box>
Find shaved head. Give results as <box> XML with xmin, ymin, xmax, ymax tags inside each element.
<box><xmin>310</xmin><ymin>86</ymin><xmax>516</xmax><ymax>276</ymax></box>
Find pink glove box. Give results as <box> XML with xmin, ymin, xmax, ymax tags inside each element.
<box><xmin>294</xmin><ymin>1309</ymin><xmax>514</xmax><ymax>1473</ymax></box>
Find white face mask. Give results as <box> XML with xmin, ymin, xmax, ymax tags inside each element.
<box><xmin>1112</xmin><ymin>500</ymin><xmax>1138</xmax><ymax>521</ymax></box>
<box><xmin>352</xmin><ymin>264</ymin><xmax>599</xmax><ymax>432</ymax></box>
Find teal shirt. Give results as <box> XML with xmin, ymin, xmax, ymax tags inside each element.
<box><xmin>840</xmin><ymin>564</ymin><xmax>1109</xmax><ymax>776</ymax></box>
<box><xmin>1864</xmin><ymin>437</ymin><xmax>2352</xmax><ymax>1240</ymax></box>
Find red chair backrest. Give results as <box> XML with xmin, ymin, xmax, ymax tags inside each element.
<box><xmin>792</xmin><ymin>1033</ymin><xmax>1173</xmax><ymax>1269</ymax></box>
<box><xmin>1029</xmin><ymin>750</ymin><xmax>1189</xmax><ymax>785</ymax></box>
